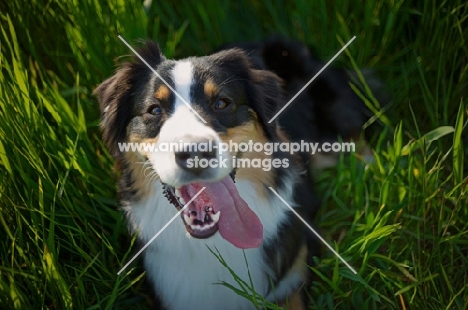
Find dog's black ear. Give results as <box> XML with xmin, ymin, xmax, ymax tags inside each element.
<box><xmin>261</xmin><ymin>37</ymin><xmax>313</xmax><ymax>82</ymax></box>
<box><xmin>250</xmin><ymin>69</ymin><xmax>284</xmax><ymax>139</ymax></box>
<box><xmin>210</xmin><ymin>48</ymin><xmax>283</xmax><ymax>139</ymax></box>
<box><xmin>134</xmin><ymin>40</ymin><xmax>164</xmax><ymax>70</ymax></box>
<box><xmin>93</xmin><ymin>41</ymin><xmax>164</xmax><ymax>157</ymax></box>
<box><xmin>93</xmin><ymin>66</ymin><xmax>135</xmax><ymax>157</ymax></box>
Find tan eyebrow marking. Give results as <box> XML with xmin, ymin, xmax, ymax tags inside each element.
<box><xmin>154</xmin><ymin>85</ymin><xmax>171</xmax><ymax>100</ymax></box>
<box><xmin>204</xmin><ymin>80</ymin><xmax>219</xmax><ymax>97</ymax></box>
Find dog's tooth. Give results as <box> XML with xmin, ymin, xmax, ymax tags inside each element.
<box><xmin>211</xmin><ymin>211</ymin><xmax>220</xmax><ymax>223</ymax></box>
<box><xmin>175</xmin><ymin>188</ymin><xmax>181</xmax><ymax>197</ymax></box>
<box><xmin>183</xmin><ymin>213</ymin><xmax>193</xmax><ymax>225</ymax></box>
<box><xmin>179</xmin><ymin>197</ymin><xmax>186</xmax><ymax>205</ymax></box>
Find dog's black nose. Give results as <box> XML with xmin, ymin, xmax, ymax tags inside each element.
<box><xmin>175</xmin><ymin>140</ymin><xmax>217</xmax><ymax>175</ymax></box>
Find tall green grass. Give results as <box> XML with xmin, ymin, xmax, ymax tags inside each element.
<box><xmin>1</xmin><ymin>0</ymin><xmax>467</xmax><ymax>309</ymax></box>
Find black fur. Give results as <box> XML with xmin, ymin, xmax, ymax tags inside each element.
<box><xmin>219</xmin><ymin>37</ymin><xmax>371</xmax><ymax>151</ymax></box>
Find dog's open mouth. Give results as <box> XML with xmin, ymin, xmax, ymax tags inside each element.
<box><xmin>163</xmin><ymin>173</ymin><xmax>263</xmax><ymax>249</ymax></box>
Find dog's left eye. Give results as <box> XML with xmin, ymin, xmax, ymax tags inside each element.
<box><xmin>148</xmin><ymin>105</ymin><xmax>162</xmax><ymax>115</ymax></box>
<box><xmin>214</xmin><ymin>98</ymin><xmax>230</xmax><ymax>110</ymax></box>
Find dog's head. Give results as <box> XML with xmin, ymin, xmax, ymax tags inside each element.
<box><xmin>95</xmin><ymin>41</ymin><xmax>287</xmax><ymax>249</ymax></box>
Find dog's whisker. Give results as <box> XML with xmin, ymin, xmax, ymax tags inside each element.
<box><xmin>143</xmin><ymin>170</ymin><xmax>159</xmax><ymax>192</ymax></box>
<box><xmin>136</xmin><ymin>160</ymin><xmax>154</xmax><ymax>177</ymax></box>
<box><xmin>142</xmin><ymin>164</ymin><xmax>154</xmax><ymax>178</ymax></box>
<box><xmin>135</xmin><ymin>160</ymin><xmax>150</xmax><ymax>175</ymax></box>
<box><xmin>219</xmin><ymin>75</ymin><xmax>236</xmax><ymax>86</ymax></box>
<box><xmin>219</xmin><ymin>77</ymin><xmax>249</xmax><ymax>86</ymax></box>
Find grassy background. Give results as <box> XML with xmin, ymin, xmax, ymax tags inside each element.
<box><xmin>0</xmin><ymin>0</ymin><xmax>467</xmax><ymax>309</ymax></box>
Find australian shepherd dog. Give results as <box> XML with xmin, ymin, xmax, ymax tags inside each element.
<box><xmin>95</xmin><ymin>37</ymin><xmax>370</xmax><ymax>309</ymax></box>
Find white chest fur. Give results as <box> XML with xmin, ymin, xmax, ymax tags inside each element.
<box><xmin>124</xmin><ymin>180</ymin><xmax>297</xmax><ymax>309</ymax></box>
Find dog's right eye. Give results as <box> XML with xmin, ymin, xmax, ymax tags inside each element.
<box><xmin>147</xmin><ymin>105</ymin><xmax>162</xmax><ymax>115</ymax></box>
<box><xmin>214</xmin><ymin>98</ymin><xmax>230</xmax><ymax>110</ymax></box>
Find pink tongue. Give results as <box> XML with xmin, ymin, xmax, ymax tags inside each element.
<box><xmin>180</xmin><ymin>176</ymin><xmax>263</xmax><ymax>249</ymax></box>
